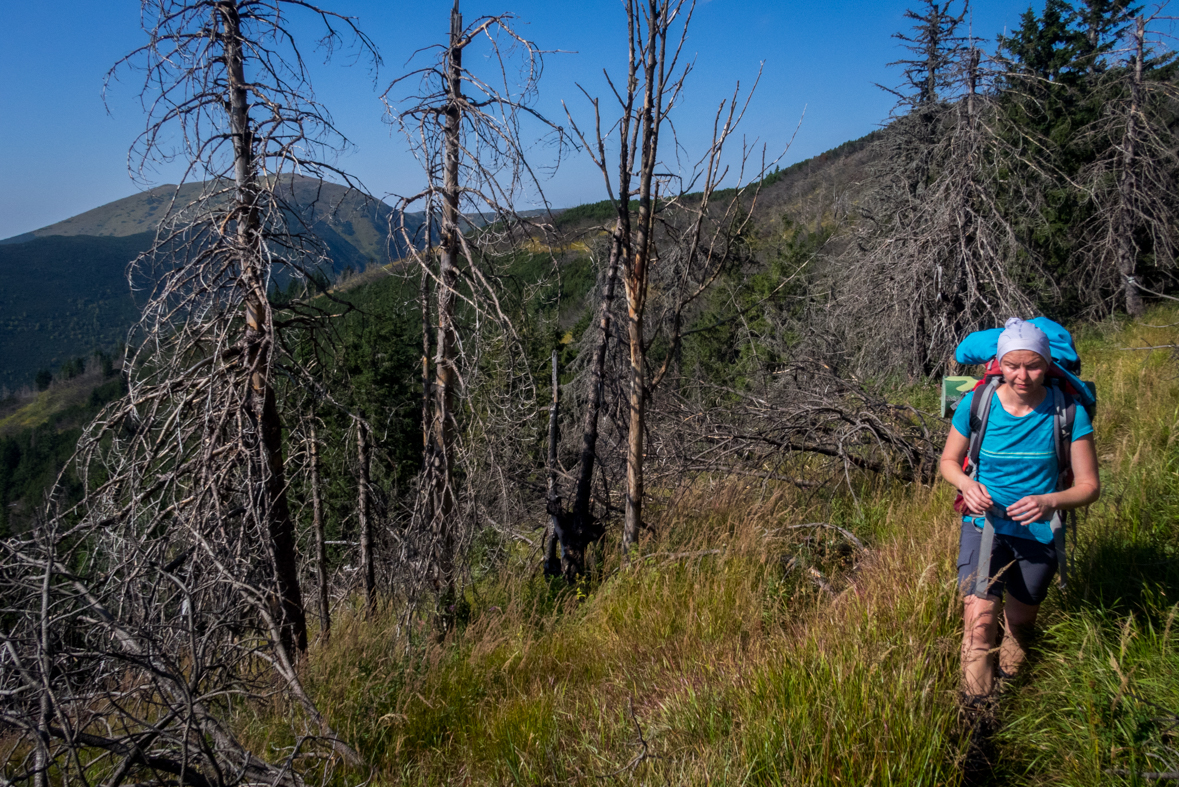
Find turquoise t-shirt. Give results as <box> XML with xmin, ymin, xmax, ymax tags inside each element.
<box><xmin>951</xmin><ymin>387</ymin><xmax>1093</xmax><ymax>544</ymax></box>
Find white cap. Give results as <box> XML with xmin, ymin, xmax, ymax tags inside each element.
<box><xmin>996</xmin><ymin>317</ymin><xmax>1052</xmax><ymax>364</ymax></box>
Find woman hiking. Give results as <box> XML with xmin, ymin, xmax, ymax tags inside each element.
<box><xmin>940</xmin><ymin>318</ymin><xmax>1100</xmax><ymax>703</ymax></box>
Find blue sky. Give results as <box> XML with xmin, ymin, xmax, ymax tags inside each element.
<box><xmin>0</xmin><ymin>0</ymin><xmax>1031</xmax><ymax>240</ymax></box>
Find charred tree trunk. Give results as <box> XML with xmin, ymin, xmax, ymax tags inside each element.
<box><xmin>357</xmin><ymin>415</ymin><xmax>374</xmax><ymax>612</ymax></box>
<box><xmin>559</xmin><ymin>226</ymin><xmax>625</xmax><ymax>580</ymax></box>
<box><xmin>222</xmin><ymin>1</ymin><xmax>306</xmax><ymax>656</ymax></box>
<box><xmin>309</xmin><ymin>421</ymin><xmax>330</xmax><ymax>643</ymax></box>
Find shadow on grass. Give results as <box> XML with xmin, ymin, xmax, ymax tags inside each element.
<box><xmin>1070</xmin><ymin>530</ymin><xmax>1179</xmax><ymax>619</ymax></box>
<box><xmin>981</xmin><ymin>517</ymin><xmax>1179</xmax><ymax>785</ymax></box>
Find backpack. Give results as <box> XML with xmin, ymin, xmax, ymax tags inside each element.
<box><xmin>948</xmin><ymin>317</ymin><xmax>1096</xmax><ymax>596</ymax></box>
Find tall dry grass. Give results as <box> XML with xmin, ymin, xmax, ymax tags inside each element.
<box><xmin>249</xmin><ymin>480</ymin><xmax>968</xmax><ymax>784</ymax></box>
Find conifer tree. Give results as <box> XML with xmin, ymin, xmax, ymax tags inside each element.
<box><xmin>1074</xmin><ymin>12</ymin><xmax>1179</xmax><ymax>316</ymax></box>
<box><xmin>996</xmin><ymin>0</ymin><xmax>1175</xmax><ymax>317</ymax></box>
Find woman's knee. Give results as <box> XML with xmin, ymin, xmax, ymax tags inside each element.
<box><xmin>1004</xmin><ymin>595</ymin><xmax>1040</xmax><ymax>628</ymax></box>
<box><xmin>963</xmin><ymin>594</ymin><xmax>1001</xmax><ymax>644</ymax></box>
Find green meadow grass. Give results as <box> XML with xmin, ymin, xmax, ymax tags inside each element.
<box><xmin>240</xmin><ymin>309</ymin><xmax>1179</xmax><ymax>785</ymax></box>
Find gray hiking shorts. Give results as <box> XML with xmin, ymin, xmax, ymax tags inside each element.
<box><xmin>957</xmin><ymin>520</ymin><xmax>1057</xmax><ymax>605</ymax></box>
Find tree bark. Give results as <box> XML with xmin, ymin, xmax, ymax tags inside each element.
<box><xmin>544</xmin><ymin>350</ymin><xmax>562</xmax><ymax>576</ymax></box>
<box><xmin>621</xmin><ymin>0</ymin><xmax>665</xmax><ymax>551</ymax></box>
<box><xmin>560</xmin><ymin>224</ymin><xmax>625</xmax><ymax>580</ymax></box>
<box><xmin>309</xmin><ymin>421</ymin><xmax>330</xmax><ymax>643</ymax></box>
<box><xmin>1117</xmin><ymin>17</ymin><xmax>1146</xmax><ymax>318</ymax></box>
<box><xmin>421</xmin><ymin>251</ymin><xmax>432</xmax><ymax>454</ymax></box>
<box><xmin>221</xmin><ymin>0</ymin><xmax>307</xmax><ymax>656</ymax></box>
<box><xmin>623</xmin><ymin>281</ymin><xmax>647</xmax><ymax>549</ymax></box>
<box><xmin>428</xmin><ymin>0</ymin><xmax>463</xmax><ymax>609</ymax></box>
<box><xmin>357</xmin><ymin>415</ymin><xmax>374</xmax><ymax>612</ymax></box>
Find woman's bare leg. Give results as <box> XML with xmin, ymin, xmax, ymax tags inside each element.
<box><xmin>999</xmin><ymin>596</ymin><xmax>1040</xmax><ymax>677</ymax></box>
<box><xmin>963</xmin><ymin>594</ymin><xmax>1002</xmax><ymax>697</ymax></box>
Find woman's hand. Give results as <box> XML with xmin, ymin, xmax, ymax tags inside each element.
<box><xmin>960</xmin><ymin>480</ymin><xmax>993</xmax><ymax>516</ymax></box>
<box><xmin>1006</xmin><ymin>494</ymin><xmax>1056</xmax><ymax>524</ymax></box>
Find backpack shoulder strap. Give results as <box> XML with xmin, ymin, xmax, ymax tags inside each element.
<box><xmin>964</xmin><ymin>375</ymin><xmax>1000</xmax><ymax>599</ymax></box>
<box><xmin>965</xmin><ymin>378</ymin><xmax>1000</xmax><ymax>479</ymax></box>
<box><xmin>1049</xmin><ymin>380</ymin><xmax>1076</xmax><ymax>591</ymax></box>
<box><xmin>1050</xmin><ymin>381</ymin><xmax>1076</xmax><ymax>477</ymax></box>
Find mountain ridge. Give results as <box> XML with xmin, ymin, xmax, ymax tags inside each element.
<box><xmin>0</xmin><ymin>175</ymin><xmax>421</xmax><ymax>391</ymax></box>
<box><xmin>0</xmin><ymin>133</ymin><xmax>881</xmax><ymax>392</ymax></box>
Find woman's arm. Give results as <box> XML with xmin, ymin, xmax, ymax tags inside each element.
<box><xmin>1006</xmin><ymin>434</ymin><xmax>1101</xmax><ymax>523</ymax></box>
<box><xmin>939</xmin><ymin>428</ymin><xmax>994</xmax><ymax>515</ymax></box>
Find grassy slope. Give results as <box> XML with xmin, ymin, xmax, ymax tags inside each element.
<box><xmin>993</xmin><ymin>317</ymin><xmax>1179</xmax><ymax>784</ymax></box>
<box><xmin>14</xmin><ymin>177</ymin><xmax>399</xmax><ymax>256</ymax></box>
<box><xmin>282</xmin><ymin>483</ymin><xmax>963</xmax><ymax>786</ymax></box>
<box><xmin>21</xmin><ymin>183</ymin><xmax>200</xmax><ymax>238</ymax></box>
<box><xmin>240</xmin><ymin>316</ymin><xmax>1179</xmax><ymax>784</ymax></box>
<box><xmin>0</xmin><ymin>375</ymin><xmax>107</xmax><ymax>436</ymax></box>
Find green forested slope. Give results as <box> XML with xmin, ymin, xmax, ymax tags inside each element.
<box><xmin>0</xmin><ymin>176</ymin><xmax>424</xmax><ymax>390</ymax></box>
<box><xmin>0</xmin><ymin>369</ymin><xmax>125</xmax><ymax>537</ymax></box>
<box><xmin>0</xmin><ymin>233</ymin><xmax>150</xmax><ymax>391</ymax></box>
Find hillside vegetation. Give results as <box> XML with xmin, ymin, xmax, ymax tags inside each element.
<box><xmin>0</xmin><ymin>233</ymin><xmax>148</xmax><ymax>391</ymax></box>
<box><xmin>237</xmin><ymin>310</ymin><xmax>1179</xmax><ymax>787</ymax></box>
<box><xmin>0</xmin><ymin>361</ymin><xmax>125</xmax><ymax>536</ymax></box>
<box><xmin>0</xmin><ymin>176</ymin><xmax>423</xmax><ymax>390</ymax></box>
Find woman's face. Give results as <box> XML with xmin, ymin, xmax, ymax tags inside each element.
<box><xmin>999</xmin><ymin>349</ymin><xmax>1049</xmax><ymax>395</ymax></box>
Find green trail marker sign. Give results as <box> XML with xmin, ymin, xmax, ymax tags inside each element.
<box><xmin>941</xmin><ymin>376</ymin><xmax>979</xmax><ymax>418</ymax></box>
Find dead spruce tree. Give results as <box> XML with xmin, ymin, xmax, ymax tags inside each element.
<box><xmin>1074</xmin><ymin>12</ymin><xmax>1179</xmax><ymax>317</ymax></box>
<box><xmin>837</xmin><ymin>0</ymin><xmax>1046</xmax><ymax>376</ymax></box>
<box><xmin>386</xmin><ymin>0</ymin><xmax>567</xmax><ymax>619</ymax></box>
<box><xmin>660</xmin><ymin>359</ymin><xmax>941</xmax><ymax>494</ymax></box>
<box><xmin>845</xmin><ymin>44</ymin><xmax>1041</xmax><ymax>376</ymax></box>
<box><xmin>550</xmin><ymin>0</ymin><xmax>768</xmax><ymax>568</ymax></box>
<box><xmin>0</xmin><ymin>2</ymin><xmax>374</xmax><ymax>782</ymax></box>
<box><xmin>879</xmin><ymin>0</ymin><xmax>969</xmax><ymax>198</ymax></box>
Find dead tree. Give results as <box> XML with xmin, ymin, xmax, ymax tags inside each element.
<box><xmin>1075</xmin><ymin>13</ymin><xmax>1179</xmax><ymax>317</ymax></box>
<box><xmin>544</xmin><ymin>350</ymin><xmax>563</xmax><ymax>576</ymax></box>
<box><xmin>834</xmin><ymin>1</ymin><xmax>1064</xmax><ymax>376</ymax></box>
<box><xmin>308</xmin><ymin>418</ymin><xmax>331</xmax><ymax>642</ymax></box>
<box><xmin>386</xmin><ymin>0</ymin><xmax>567</xmax><ymax>617</ymax></box>
<box><xmin>0</xmin><ymin>1</ymin><xmax>375</xmax><ymax>782</ymax></box>
<box><xmin>878</xmin><ymin>0</ymin><xmax>970</xmax><ymax>200</ymax></box>
<box><xmin>842</xmin><ymin>45</ymin><xmax>1043</xmax><ymax>376</ymax></box>
<box><xmin>888</xmin><ymin>0</ymin><xmax>970</xmax><ymax>108</ymax></box>
<box><xmin>0</xmin><ymin>519</ymin><xmax>328</xmax><ymax>787</ymax></box>
<box><xmin>356</xmin><ymin>414</ymin><xmax>374</xmax><ymax>612</ymax></box>
<box><xmin>657</xmin><ymin>359</ymin><xmax>940</xmax><ymax>493</ymax></box>
<box><xmin>544</xmin><ymin>211</ymin><xmax>624</xmax><ymax>581</ymax></box>
<box><xmin>559</xmin><ymin>0</ymin><xmax>769</xmax><ymax>559</ymax></box>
